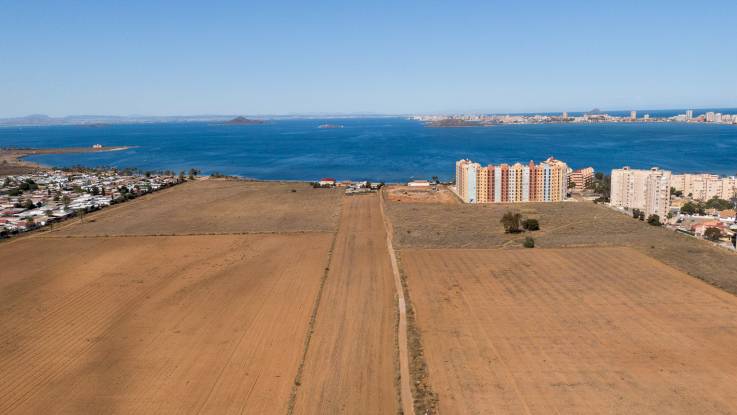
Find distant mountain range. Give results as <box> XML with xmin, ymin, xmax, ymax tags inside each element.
<box><xmin>0</xmin><ymin>113</ymin><xmax>400</xmax><ymax>127</ymax></box>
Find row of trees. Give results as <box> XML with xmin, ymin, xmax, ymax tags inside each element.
<box><xmin>587</xmin><ymin>172</ymin><xmax>611</xmax><ymax>203</ymax></box>
<box><xmin>631</xmin><ymin>209</ymin><xmax>661</xmax><ymax>226</ymax></box>
<box><xmin>680</xmin><ymin>197</ymin><xmax>735</xmax><ymax>215</ymax></box>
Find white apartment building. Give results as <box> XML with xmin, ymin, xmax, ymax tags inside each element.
<box><xmin>610</xmin><ymin>166</ymin><xmax>672</xmax><ymax>219</ymax></box>
<box><xmin>671</xmin><ymin>173</ymin><xmax>737</xmax><ymax>201</ymax></box>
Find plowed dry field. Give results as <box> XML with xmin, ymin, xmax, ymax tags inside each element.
<box><xmin>0</xmin><ymin>234</ymin><xmax>332</xmax><ymax>414</ymax></box>
<box><xmin>53</xmin><ymin>179</ymin><xmax>342</xmax><ymax>236</ymax></box>
<box><xmin>0</xmin><ymin>180</ymin><xmax>402</xmax><ymax>414</ymax></box>
<box><xmin>401</xmin><ymin>247</ymin><xmax>737</xmax><ymax>414</ymax></box>
<box><xmin>0</xmin><ymin>179</ymin><xmax>355</xmax><ymax>414</ymax></box>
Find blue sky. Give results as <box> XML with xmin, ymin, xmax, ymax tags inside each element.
<box><xmin>1</xmin><ymin>0</ymin><xmax>736</xmax><ymax>116</ymax></box>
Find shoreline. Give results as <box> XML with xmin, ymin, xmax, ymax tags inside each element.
<box><xmin>0</xmin><ymin>146</ymin><xmax>134</xmax><ymax>175</ymax></box>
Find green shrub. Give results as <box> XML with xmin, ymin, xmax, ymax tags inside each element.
<box><xmin>522</xmin><ymin>218</ymin><xmax>539</xmax><ymax>231</ymax></box>
<box><xmin>523</xmin><ymin>237</ymin><xmax>535</xmax><ymax>248</ymax></box>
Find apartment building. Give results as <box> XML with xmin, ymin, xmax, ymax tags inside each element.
<box><xmin>569</xmin><ymin>167</ymin><xmax>594</xmax><ymax>191</ymax></box>
<box><xmin>610</xmin><ymin>166</ymin><xmax>672</xmax><ymax>219</ymax></box>
<box><xmin>671</xmin><ymin>173</ymin><xmax>737</xmax><ymax>201</ymax></box>
<box><xmin>455</xmin><ymin>157</ymin><xmax>568</xmax><ymax>203</ymax></box>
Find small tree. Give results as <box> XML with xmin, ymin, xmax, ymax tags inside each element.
<box><xmin>632</xmin><ymin>208</ymin><xmax>640</xmax><ymax>219</ymax></box>
<box><xmin>646</xmin><ymin>214</ymin><xmax>661</xmax><ymax>226</ymax></box>
<box><xmin>62</xmin><ymin>195</ymin><xmax>71</xmax><ymax>210</ymax></box>
<box><xmin>705</xmin><ymin>197</ymin><xmax>732</xmax><ymax>211</ymax></box>
<box><xmin>500</xmin><ymin>211</ymin><xmax>522</xmax><ymax>233</ymax></box>
<box><xmin>523</xmin><ymin>237</ymin><xmax>535</xmax><ymax>248</ymax></box>
<box><xmin>704</xmin><ymin>227</ymin><xmax>721</xmax><ymax>242</ymax></box>
<box><xmin>638</xmin><ymin>211</ymin><xmax>645</xmax><ymax>221</ymax></box>
<box><xmin>45</xmin><ymin>209</ymin><xmax>54</xmax><ymax>231</ymax></box>
<box><xmin>522</xmin><ymin>218</ymin><xmax>540</xmax><ymax>231</ymax></box>
<box><xmin>77</xmin><ymin>208</ymin><xmax>86</xmax><ymax>223</ymax></box>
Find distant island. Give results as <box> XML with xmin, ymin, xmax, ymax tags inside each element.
<box><xmin>318</xmin><ymin>124</ymin><xmax>344</xmax><ymax>129</ymax></box>
<box><xmin>225</xmin><ymin>116</ymin><xmax>267</xmax><ymax>125</ymax></box>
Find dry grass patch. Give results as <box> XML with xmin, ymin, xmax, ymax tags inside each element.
<box><xmin>385</xmin><ymin>199</ymin><xmax>737</xmax><ymax>296</ymax></box>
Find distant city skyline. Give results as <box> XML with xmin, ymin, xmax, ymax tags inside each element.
<box><xmin>2</xmin><ymin>0</ymin><xmax>736</xmax><ymax>117</ymax></box>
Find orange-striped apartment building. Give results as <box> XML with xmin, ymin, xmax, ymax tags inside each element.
<box><xmin>455</xmin><ymin>157</ymin><xmax>569</xmax><ymax>203</ymax></box>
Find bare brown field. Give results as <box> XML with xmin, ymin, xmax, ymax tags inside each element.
<box><xmin>0</xmin><ymin>233</ymin><xmax>332</xmax><ymax>414</ymax></box>
<box><xmin>292</xmin><ymin>194</ymin><xmax>399</xmax><ymax>414</ymax></box>
<box><xmin>53</xmin><ymin>179</ymin><xmax>342</xmax><ymax>236</ymax></box>
<box><xmin>385</xmin><ymin>197</ymin><xmax>737</xmax><ymax>296</ymax></box>
<box><xmin>401</xmin><ymin>247</ymin><xmax>737</xmax><ymax>414</ymax></box>
<box><xmin>386</xmin><ymin>184</ymin><xmax>459</xmax><ymax>204</ymax></box>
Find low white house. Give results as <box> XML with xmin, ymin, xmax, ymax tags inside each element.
<box><xmin>318</xmin><ymin>177</ymin><xmax>336</xmax><ymax>187</ymax></box>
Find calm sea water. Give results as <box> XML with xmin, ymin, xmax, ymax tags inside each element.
<box><xmin>2</xmin><ymin>118</ymin><xmax>737</xmax><ymax>182</ymax></box>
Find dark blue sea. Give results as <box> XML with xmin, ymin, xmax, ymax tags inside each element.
<box><xmin>2</xmin><ymin>117</ymin><xmax>737</xmax><ymax>182</ymax></box>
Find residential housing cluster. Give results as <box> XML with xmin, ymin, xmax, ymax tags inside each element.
<box><xmin>454</xmin><ymin>157</ymin><xmax>568</xmax><ymax>203</ymax></box>
<box><xmin>0</xmin><ymin>170</ymin><xmax>181</xmax><ymax>236</ymax></box>
<box><xmin>609</xmin><ymin>166</ymin><xmax>737</xmax><ymax>248</ymax></box>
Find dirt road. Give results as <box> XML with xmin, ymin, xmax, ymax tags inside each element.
<box><xmin>292</xmin><ymin>194</ymin><xmax>399</xmax><ymax>414</ymax></box>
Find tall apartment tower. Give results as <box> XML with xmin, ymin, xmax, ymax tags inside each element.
<box><xmin>611</xmin><ymin>166</ymin><xmax>672</xmax><ymax>219</ymax></box>
<box><xmin>630</xmin><ymin>110</ymin><xmax>637</xmax><ymax>120</ymax></box>
<box><xmin>686</xmin><ymin>109</ymin><xmax>693</xmax><ymax>120</ymax></box>
<box><xmin>455</xmin><ymin>157</ymin><xmax>568</xmax><ymax>203</ymax></box>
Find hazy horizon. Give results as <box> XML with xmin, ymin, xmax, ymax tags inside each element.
<box><xmin>4</xmin><ymin>106</ymin><xmax>737</xmax><ymax>120</ymax></box>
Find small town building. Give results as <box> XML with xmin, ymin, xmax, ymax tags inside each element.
<box><xmin>719</xmin><ymin>209</ymin><xmax>736</xmax><ymax>221</ymax></box>
<box><xmin>318</xmin><ymin>177</ymin><xmax>336</xmax><ymax>187</ymax></box>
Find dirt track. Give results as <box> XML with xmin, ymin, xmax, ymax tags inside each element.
<box><xmin>0</xmin><ymin>233</ymin><xmax>332</xmax><ymax>414</ymax></box>
<box><xmin>293</xmin><ymin>195</ymin><xmax>399</xmax><ymax>414</ymax></box>
<box><xmin>401</xmin><ymin>247</ymin><xmax>737</xmax><ymax>414</ymax></box>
